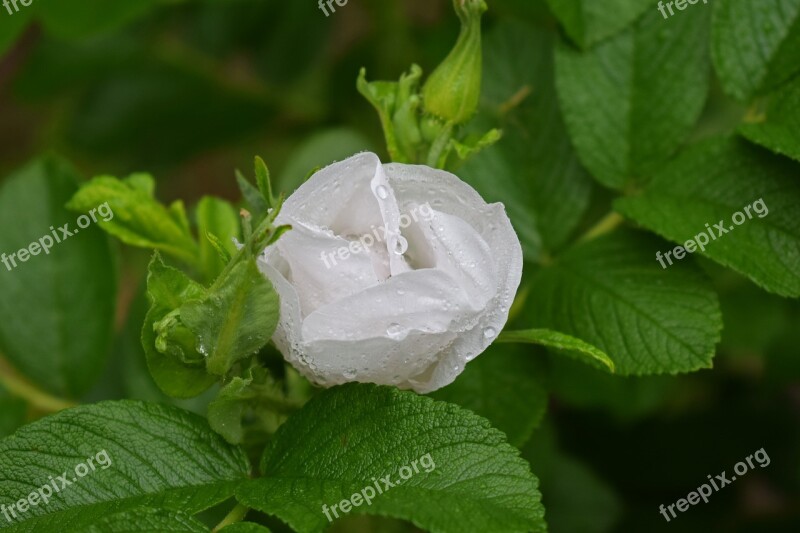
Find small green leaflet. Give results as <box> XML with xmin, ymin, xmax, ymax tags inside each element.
<box><xmin>498</xmin><ymin>328</ymin><xmax>615</xmax><ymax>372</ymax></box>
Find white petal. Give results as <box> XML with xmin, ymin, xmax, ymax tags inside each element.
<box><xmin>277</xmin><ymin>152</ymin><xmax>384</xmax><ymax>235</ymax></box>
<box><xmin>273</xmin><ymin>220</ymin><xmax>380</xmax><ymax>316</ymax></box>
<box><xmin>301</xmin><ymin>269</ymin><xmax>477</xmax><ymax>342</ymax></box>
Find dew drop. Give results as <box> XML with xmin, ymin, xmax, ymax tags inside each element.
<box><xmin>483</xmin><ymin>326</ymin><xmax>497</xmax><ymax>339</ymax></box>
<box><xmin>391</xmin><ymin>234</ymin><xmax>409</xmax><ymax>255</ymax></box>
<box><xmin>374</xmin><ymin>184</ymin><xmax>389</xmax><ymax>200</ymax></box>
<box><xmin>343</xmin><ymin>368</ymin><xmax>358</xmax><ymax>379</ymax></box>
<box><xmin>387</xmin><ymin>323</ymin><xmax>408</xmax><ymax>340</ymax></box>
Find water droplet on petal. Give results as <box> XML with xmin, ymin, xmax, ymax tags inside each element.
<box><xmin>343</xmin><ymin>368</ymin><xmax>358</xmax><ymax>379</ymax></box>
<box><xmin>483</xmin><ymin>326</ymin><xmax>497</xmax><ymax>339</ymax></box>
<box><xmin>374</xmin><ymin>184</ymin><xmax>389</xmax><ymax>200</ymax></box>
<box><xmin>387</xmin><ymin>323</ymin><xmax>408</xmax><ymax>340</ymax></box>
<box><xmin>391</xmin><ymin>234</ymin><xmax>408</xmax><ymax>255</ymax></box>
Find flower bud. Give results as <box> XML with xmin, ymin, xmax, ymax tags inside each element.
<box><xmin>422</xmin><ymin>0</ymin><xmax>487</xmax><ymax>124</ymax></box>
<box><xmin>153</xmin><ymin>309</ymin><xmax>204</xmax><ymax>365</ymax></box>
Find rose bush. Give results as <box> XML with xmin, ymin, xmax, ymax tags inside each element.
<box><xmin>259</xmin><ymin>152</ymin><xmax>522</xmax><ymax>393</ymax></box>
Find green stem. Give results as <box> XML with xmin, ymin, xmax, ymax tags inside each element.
<box><xmin>212</xmin><ymin>503</ymin><xmax>249</xmax><ymax>532</ymax></box>
<box><xmin>426</xmin><ymin>122</ymin><xmax>454</xmax><ymax>168</ymax></box>
<box><xmin>0</xmin><ymin>356</ymin><xmax>77</xmax><ymax>413</ymax></box>
<box><xmin>578</xmin><ymin>212</ymin><xmax>624</xmax><ymax>243</ymax></box>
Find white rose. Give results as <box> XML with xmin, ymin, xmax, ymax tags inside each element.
<box><xmin>258</xmin><ymin>152</ymin><xmax>522</xmax><ymax>393</ymax></box>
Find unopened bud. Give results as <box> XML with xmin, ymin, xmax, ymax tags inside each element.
<box><xmin>422</xmin><ymin>0</ymin><xmax>487</xmax><ymax>124</ymax></box>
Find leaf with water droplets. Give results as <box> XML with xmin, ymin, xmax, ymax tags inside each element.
<box><xmin>142</xmin><ymin>253</ymin><xmax>217</xmax><ymax>399</ymax></box>
<box><xmin>181</xmin><ymin>259</ymin><xmax>280</xmax><ymax>376</ymax></box>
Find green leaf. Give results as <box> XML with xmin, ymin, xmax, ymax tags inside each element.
<box><xmin>460</xmin><ymin>20</ymin><xmax>592</xmax><ymax>260</ymax></box>
<box><xmin>67</xmin><ymin>174</ymin><xmax>199</xmax><ymax>265</ymax></box>
<box><xmin>196</xmin><ymin>196</ymin><xmax>241</xmax><ymax>281</ymax></box>
<box><xmin>0</xmin><ymin>157</ymin><xmax>116</xmax><ymax>397</ymax></box>
<box><xmin>37</xmin><ymin>0</ymin><xmax>160</xmax><ymax>40</ymax></box>
<box><xmin>182</xmin><ymin>259</ymin><xmax>279</xmax><ymax>377</ymax></box>
<box><xmin>498</xmin><ymin>329</ymin><xmax>615</xmax><ymax>372</ymax></box>
<box><xmin>142</xmin><ymin>254</ymin><xmax>217</xmax><ymax>399</ymax></box>
<box><xmin>615</xmin><ymin>137</ymin><xmax>800</xmax><ymax>297</ymax></box>
<box><xmin>208</xmin><ymin>375</ymin><xmax>254</xmax><ymax>445</ymax></box>
<box><xmin>555</xmin><ymin>8</ymin><xmax>711</xmax><ymax>189</ymax></box>
<box><xmin>545</xmin><ymin>0</ymin><xmax>652</xmax><ymax>48</ymax></box>
<box><xmin>711</xmin><ymin>0</ymin><xmax>800</xmax><ymax>101</ymax></box>
<box><xmin>85</xmin><ymin>508</ymin><xmax>209</xmax><ymax>533</ymax></box>
<box><xmin>236</xmin><ymin>383</ymin><xmax>545</xmax><ymax>533</ymax></box>
<box><xmin>357</xmin><ymin>67</ymin><xmax>421</xmax><ymax>164</ymax></box>
<box><xmin>0</xmin><ymin>400</ymin><xmax>250</xmax><ymax>532</ymax></box>
<box><xmin>528</xmin><ymin>230</ymin><xmax>722</xmax><ymax>375</ymax></box>
<box><xmin>208</xmin><ymin>366</ymin><xmax>300</xmax><ymax>445</ymax></box>
<box><xmin>739</xmin><ymin>79</ymin><xmax>800</xmax><ymax>162</ymax></box>
<box><xmin>236</xmin><ymin>171</ymin><xmax>268</xmax><ymax>223</ymax></box>
<box><xmin>254</xmin><ymin>157</ymin><xmax>275</xmax><ymax>209</ymax></box>
<box><xmin>430</xmin><ymin>344</ymin><xmax>548</xmax><ymax>447</ymax></box>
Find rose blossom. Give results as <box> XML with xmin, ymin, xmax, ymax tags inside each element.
<box><xmin>258</xmin><ymin>152</ymin><xmax>522</xmax><ymax>393</ymax></box>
